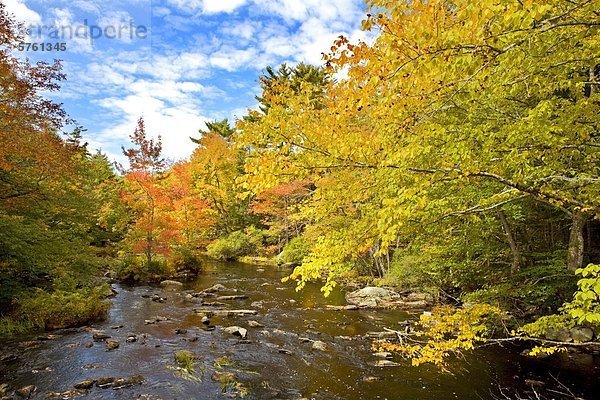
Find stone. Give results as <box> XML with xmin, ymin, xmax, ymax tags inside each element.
<box><xmin>248</xmin><ymin>320</ymin><xmax>264</xmax><ymax>328</ymax></box>
<box><xmin>144</xmin><ymin>320</ymin><xmax>156</xmax><ymax>325</ymax></box>
<box><xmin>73</xmin><ymin>380</ymin><xmax>94</xmax><ymax>390</ymax></box>
<box><xmin>224</xmin><ymin>326</ymin><xmax>248</xmax><ymax>339</ymax></box>
<box><xmin>545</xmin><ymin>327</ymin><xmax>572</xmax><ymax>342</ymax></box>
<box><xmin>160</xmin><ymin>280</ymin><xmax>183</xmax><ymax>287</ymax></box>
<box><xmin>278</xmin><ymin>348</ymin><xmax>293</xmax><ymax>355</ymax></box>
<box><xmin>311</xmin><ymin>341</ymin><xmax>327</xmax><ymax>351</ymax></box>
<box><xmin>126</xmin><ymin>335</ymin><xmax>137</xmax><ymax>343</ymax></box>
<box><xmin>175</xmin><ymin>329</ymin><xmax>188</xmax><ymax>335</ymax></box>
<box><xmin>201</xmin><ymin>316</ymin><xmax>211</xmax><ymax>325</ymax></box>
<box><xmin>95</xmin><ymin>377</ymin><xmax>116</xmax><ymax>388</ymax></box>
<box><xmin>374</xmin><ymin>360</ymin><xmax>401</xmax><ymax>367</ymax></box>
<box><xmin>204</xmin><ymin>284</ymin><xmax>228</xmax><ymax>293</ymax></box>
<box><xmin>105</xmin><ymin>340</ymin><xmax>119</xmax><ymax>351</ymax></box>
<box><xmin>15</xmin><ymin>385</ymin><xmax>35</xmax><ymax>398</ymax></box>
<box><xmin>110</xmin><ymin>325</ymin><xmax>123</xmax><ymax>329</ymax></box>
<box><xmin>47</xmin><ymin>389</ymin><xmax>87</xmax><ymax>398</ymax></box>
<box><xmin>37</xmin><ymin>334</ymin><xmax>59</xmax><ymax>341</ymax></box>
<box><xmin>345</xmin><ymin>287</ymin><xmax>400</xmax><ymax>308</ymax></box>
<box><xmin>571</xmin><ymin>326</ymin><xmax>594</xmax><ymax>343</ymax></box>
<box><xmin>92</xmin><ymin>332</ymin><xmax>111</xmax><ymax>341</ymax></box>
<box><xmin>85</xmin><ymin>341</ymin><xmax>94</xmax><ymax>348</ymax></box>
<box><xmin>111</xmin><ymin>375</ymin><xmax>144</xmax><ymax>389</ymax></box>
<box><xmin>215</xmin><ymin>295</ymin><xmax>249</xmax><ymax>301</ymax></box>
<box><xmin>0</xmin><ymin>384</ymin><xmax>8</xmax><ymax>396</ymax></box>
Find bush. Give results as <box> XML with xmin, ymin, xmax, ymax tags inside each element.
<box><xmin>207</xmin><ymin>230</ymin><xmax>259</xmax><ymax>261</ymax></box>
<box><xmin>114</xmin><ymin>255</ymin><xmax>172</xmax><ymax>281</ymax></box>
<box><xmin>169</xmin><ymin>246</ymin><xmax>202</xmax><ymax>275</ymax></box>
<box><xmin>278</xmin><ymin>236</ymin><xmax>309</xmax><ymax>266</ymax></box>
<box><xmin>15</xmin><ymin>286</ymin><xmax>111</xmax><ymax>330</ymax></box>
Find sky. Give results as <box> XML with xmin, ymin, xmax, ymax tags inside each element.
<box><xmin>4</xmin><ymin>0</ymin><xmax>370</xmax><ymax>164</ymax></box>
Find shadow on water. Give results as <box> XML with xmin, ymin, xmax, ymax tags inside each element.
<box><xmin>0</xmin><ymin>258</ymin><xmax>599</xmax><ymax>399</ymax></box>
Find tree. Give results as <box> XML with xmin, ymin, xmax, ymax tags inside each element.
<box><xmin>120</xmin><ymin>117</ymin><xmax>170</xmax><ymax>267</ymax></box>
<box><xmin>237</xmin><ymin>0</ymin><xmax>600</xmax><ymax>294</ymax></box>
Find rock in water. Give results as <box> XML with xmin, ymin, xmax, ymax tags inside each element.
<box><xmin>374</xmin><ymin>360</ymin><xmax>401</xmax><ymax>367</ymax></box>
<box><xmin>15</xmin><ymin>385</ymin><xmax>36</xmax><ymax>398</ymax></box>
<box><xmin>92</xmin><ymin>332</ymin><xmax>111</xmax><ymax>341</ymax></box>
<box><xmin>73</xmin><ymin>380</ymin><xmax>94</xmax><ymax>390</ymax></box>
<box><xmin>203</xmin><ymin>284</ymin><xmax>228</xmax><ymax>293</ymax></box>
<box><xmin>160</xmin><ymin>280</ymin><xmax>183</xmax><ymax>287</ymax></box>
<box><xmin>545</xmin><ymin>327</ymin><xmax>572</xmax><ymax>342</ymax></box>
<box><xmin>345</xmin><ymin>287</ymin><xmax>400</xmax><ymax>308</ymax></box>
<box><xmin>312</xmin><ymin>341</ymin><xmax>328</xmax><ymax>351</ymax></box>
<box><xmin>248</xmin><ymin>320</ymin><xmax>263</xmax><ymax>328</ymax></box>
<box><xmin>570</xmin><ymin>326</ymin><xmax>594</xmax><ymax>342</ymax></box>
<box><xmin>105</xmin><ymin>340</ymin><xmax>119</xmax><ymax>351</ymax></box>
<box><xmin>95</xmin><ymin>377</ymin><xmax>116</xmax><ymax>388</ymax></box>
<box><xmin>201</xmin><ymin>316</ymin><xmax>210</xmax><ymax>325</ymax></box>
<box><xmin>224</xmin><ymin>326</ymin><xmax>248</xmax><ymax>339</ymax></box>
<box><xmin>111</xmin><ymin>375</ymin><xmax>144</xmax><ymax>389</ymax></box>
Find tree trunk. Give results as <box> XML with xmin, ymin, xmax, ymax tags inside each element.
<box><xmin>567</xmin><ymin>212</ymin><xmax>587</xmax><ymax>271</ymax></box>
<box><xmin>498</xmin><ymin>210</ymin><xmax>521</xmax><ymax>274</ymax></box>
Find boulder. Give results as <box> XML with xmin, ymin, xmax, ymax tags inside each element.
<box><xmin>201</xmin><ymin>316</ymin><xmax>211</xmax><ymax>325</ymax></box>
<box><xmin>95</xmin><ymin>377</ymin><xmax>116</xmax><ymax>388</ymax></box>
<box><xmin>15</xmin><ymin>385</ymin><xmax>35</xmax><ymax>398</ymax></box>
<box><xmin>73</xmin><ymin>380</ymin><xmax>94</xmax><ymax>390</ymax></box>
<box><xmin>345</xmin><ymin>287</ymin><xmax>400</xmax><ymax>308</ymax></box>
<box><xmin>111</xmin><ymin>375</ymin><xmax>144</xmax><ymax>389</ymax></box>
<box><xmin>545</xmin><ymin>327</ymin><xmax>572</xmax><ymax>342</ymax></box>
<box><xmin>224</xmin><ymin>326</ymin><xmax>247</xmax><ymax>339</ymax></box>
<box><xmin>571</xmin><ymin>326</ymin><xmax>594</xmax><ymax>343</ymax></box>
<box><xmin>105</xmin><ymin>340</ymin><xmax>119</xmax><ymax>351</ymax></box>
<box><xmin>248</xmin><ymin>320</ymin><xmax>263</xmax><ymax>328</ymax></box>
<box><xmin>160</xmin><ymin>280</ymin><xmax>183</xmax><ymax>287</ymax></box>
<box><xmin>374</xmin><ymin>360</ymin><xmax>401</xmax><ymax>367</ymax></box>
<box><xmin>311</xmin><ymin>341</ymin><xmax>327</xmax><ymax>351</ymax></box>
<box><xmin>92</xmin><ymin>332</ymin><xmax>111</xmax><ymax>341</ymax></box>
<box><xmin>204</xmin><ymin>284</ymin><xmax>229</xmax><ymax>293</ymax></box>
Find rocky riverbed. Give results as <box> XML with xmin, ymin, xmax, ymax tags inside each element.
<box><xmin>0</xmin><ymin>259</ymin><xmax>599</xmax><ymax>399</ymax></box>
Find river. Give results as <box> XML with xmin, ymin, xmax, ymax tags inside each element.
<box><xmin>1</xmin><ymin>259</ymin><xmax>598</xmax><ymax>399</ymax></box>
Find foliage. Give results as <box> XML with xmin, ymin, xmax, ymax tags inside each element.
<box><xmin>521</xmin><ymin>263</ymin><xmax>600</xmax><ymax>337</ymax></box>
<box><xmin>236</xmin><ymin>0</ymin><xmax>600</xmax><ymax>294</ymax></box>
<box><xmin>278</xmin><ymin>236</ymin><xmax>310</xmax><ymax>266</ymax></box>
<box><xmin>374</xmin><ymin>304</ymin><xmax>503</xmax><ymax>369</ymax></box>
<box><xmin>14</xmin><ymin>286</ymin><xmax>110</xmax><ymax>330</ymax></box>
<box><xmin>206</xmin><ymin>229</ymin><xmax>262</xmax><ymax>261</ymax></box>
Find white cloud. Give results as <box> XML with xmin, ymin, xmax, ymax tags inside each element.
<box><xmin>166</xmin><ymin>0</ymin><xmax>248</xmax><ymax>14</ymax></box>
<box><xmin>202</xmin><ymin>0</ymin><xmax>248</xmax><ymax>14</ymax></box>
<box><xmin>3</xmin><ymin>0</ymin><xmax>42</xmax><ymax>24</ymax></box>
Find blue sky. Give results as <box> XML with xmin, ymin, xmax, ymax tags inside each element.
<box><xmin>5</xmin><ymin>0</ymin><xmax>369</xmax><ymax>163</ymax></box>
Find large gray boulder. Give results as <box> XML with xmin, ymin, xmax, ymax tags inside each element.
<box><xmin>345</xmin><ymin>287</ymin><xmax>400</xmax><ymax>308</ymax></box>
<box><xmin>545</xmin><ymin>327</ymin><xmax>572</xmax><ymax>342</ymax></box>
<box><xmin>570</xmin><ymin>326</ymin><xmax>594</xmax><ymax>343</ymax></box>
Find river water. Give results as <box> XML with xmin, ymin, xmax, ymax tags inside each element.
<box><xmin>1</xmin><ymin>259</ymin><xmax>599</xmax><ymax>399</ymax></box>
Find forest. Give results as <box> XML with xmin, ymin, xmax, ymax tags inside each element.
<box><xmin>1</xmin><ymin>0</ymin><xmax>599</xmax><ymax>388</ymax></box>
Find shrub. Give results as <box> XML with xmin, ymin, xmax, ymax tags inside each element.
<box><xmin>169</xmin><ymin>246</ymin><xmax>202</xmax><ymax>275</ymax></box>
<box><xmin>207</xmin><ymin>230</ymin><xmax>258</xmax><ymax>261</ymax></box>
<box><xmin>114</xmin><ymin>255</ymin><xmax>172</xmax><ymax>281</ymax></box>
<box><xmin>278</xmin><ymin>236</ymin><xmax>309</xmax><ymax>266</ymax></box>
<box><xmin>15</xmin><ymin>285</ymin><xmax>111</xmax><ymax>330</ymax></box>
